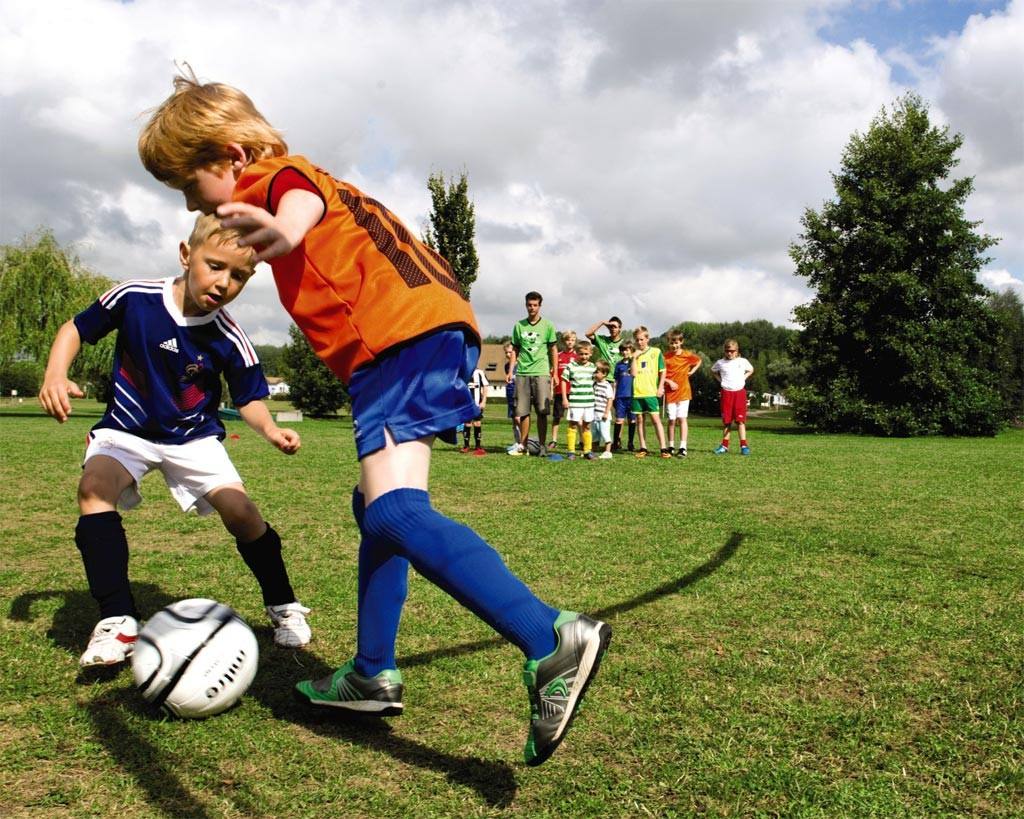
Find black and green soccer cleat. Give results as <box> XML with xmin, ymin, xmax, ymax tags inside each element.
<box><xmin>523</xmin><ymin>611</ymin><xmax>612</xmax><ymax>766</ymax></box>
<box><xmin>294</xmin><ymin>659</ymin><xmax>404</xmax><ymax>716</ymax></box>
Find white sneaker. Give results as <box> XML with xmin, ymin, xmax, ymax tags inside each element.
<box><xmin>267</xmin><ymin>602</ymin><xmax>312</xmax><ymax>647</ymax></box>
<box><xmin>507</xmin><ymin>444</ymin><xmax>525</xmax><ymax>456</ymax></box>
<box><xmin>80</xmin><ymin>615</ymin><xmax>138</xmax><ymax>667</ymax></box>
<box><xmin>598</xmin><ymin>451</ymin><xmax>613</xmax><ymax>459</ymax></box>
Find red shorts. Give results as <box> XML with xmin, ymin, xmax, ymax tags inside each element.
<box><xmin>720</xmin><ymin>389</ymin><xmax>747</xmax><ymax>424</ymax></box>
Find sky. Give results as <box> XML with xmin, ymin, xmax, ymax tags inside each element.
<box><xmin>1</xmin><ymin>0</ymin><xmax>1021</xmax><ymax>344</ymax></box>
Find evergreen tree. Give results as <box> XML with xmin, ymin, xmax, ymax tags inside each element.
<box><xmin>423</xmin><ymin>171</ymin><xmax>479</xmax><ymax>297</ymax></box>
<box><xmin>281</xmin><ymin>324</ymin><xmax>348</xmax><ymax>417</ymax></box>
<box><xmin>789</xmin><ymin>95</ymin><xmax>1002</xmax><ymax>436</ymax></box>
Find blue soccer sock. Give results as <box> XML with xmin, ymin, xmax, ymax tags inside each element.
<box><xmin>352</xmin><ymin>488</ymin><xmax>409</xmax><ymax>677</ymax></box>
<box><xmin>362</xmin><ymin>488</ymin><xmax>558</xmax><ymax>660</ymax></box>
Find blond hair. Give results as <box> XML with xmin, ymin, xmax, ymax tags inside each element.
<box><xmin>139</xmin><ymin>71</ymin><xmax>288</xmax><ymax>183</ymax></box>
<box><xmin>633</xmin><ymin>325</ymin><xmax>649</xmax><ymax>340</ymax></box>
<box><xmin>187</xmin><ymin>214</ymin><xmax>255</xmax><ymax>262</ymax></box>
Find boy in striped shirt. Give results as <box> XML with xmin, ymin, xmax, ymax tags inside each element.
<box><xmin>39</xmin><ymin>214</ymin><xmax>311</xmax><ymax>667</ymax></box>
<box><xmin>592</xmin><ymin>361</ymin><xmax>615</xmax><ymax>459</ymax></box>
<box><xmin>560</xmin><ymin>340</ymin><xmax>598</xmax><ymax>460</ymax></box>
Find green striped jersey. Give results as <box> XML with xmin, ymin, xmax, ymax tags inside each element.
<box><xmin>561</xmin><ymin>360</ymin><xmax>597</xmax><ymax>407</ymax></box>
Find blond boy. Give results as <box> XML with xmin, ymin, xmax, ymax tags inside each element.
<box><xmin>630</xmin><ymin>326</ymin><xmax>670</xmax><ymax>458</ymax></box>
<box><xmin>560</xmin><ymin>339</ymin><xmax>597</xmax><ymax>459</ymax></box>
<box><xmin>39</xmin><ymin>215</ymin><xmax>310</xmax><ymax>664</ymax></box>
<box><xmin>139</xmin><ymin>73</ymin><xmax>609</xmax><ymax>766</ymax></box>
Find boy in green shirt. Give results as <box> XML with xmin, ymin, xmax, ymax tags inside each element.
<box><xmin>507</xmin><ymin>291</ymin><xmax>558</xmax><ymax>456</ymax></box>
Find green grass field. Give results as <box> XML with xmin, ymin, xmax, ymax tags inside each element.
<box><xmin>1</xmin><ymin>400</ymin><xmax>1022</xmax><ymax>817</ymax></box>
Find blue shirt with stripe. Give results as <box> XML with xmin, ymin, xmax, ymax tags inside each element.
<box><xmin>74</xmin><ymin>277</ymin><xmax>268</xmax><ymax>444</ymax></box>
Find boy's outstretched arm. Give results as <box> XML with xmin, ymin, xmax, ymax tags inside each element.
<box><xmin>217</xmin><ymin>189</ymin><xmax>325</xmax><ymax>263</ymax></box>
<box><xmin>39</xmin><ymin>320</ymin><xmax>85</xmax><ymax>423</ymax></box>
<box><xmin>237</xmin><ymin>400</ymin><xmax>301</xmax><ymax>454</ymax></box>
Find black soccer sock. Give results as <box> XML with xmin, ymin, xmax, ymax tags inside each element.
<box><xmin>463</xmin><ymin>426</ymin><xmax>471</xmax><ymax>446</ymax></box>
<box><xmin>628</xmin><ymin>421</ymin><xmax>636</xmax><ymax>448</ymax></box>
<box><xmin>75</xmin><ymin>511</ymin><xmax>138</xmax><ymax>619</ymax></box>
<box><xmin>613</xmin><ymin>424</ymin><xmax>622</xmax><ymax>447</ymax></box>
<box><xmin>236</xmin><ymin>524</ymin><xmax>296</xmax><ymax>607</ymax></box>
<box><xmin>474</xmin><ymin>425</ymin><xmax>482</xmax><ymax>447</ymax></box>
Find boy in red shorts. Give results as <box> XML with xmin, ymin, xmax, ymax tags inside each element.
<box><xmin>711</xmin><ymin>339</ymin><xmax>754</xmax><ymax>455</ymax></box>
<box><xmin>139</xmin><ymin>72</ymin><xmax>610</xmax><ymax>766</ymax></box>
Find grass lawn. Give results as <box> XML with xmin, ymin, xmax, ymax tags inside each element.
<box><xmin>1</xmin><ymin>399</ymin><xmax>1022</xmax><ymax>817</ymax></box>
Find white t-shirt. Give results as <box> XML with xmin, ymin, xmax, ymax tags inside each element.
<box><xmin>712</xmin><ymin>357</ymin><xmax>752</xmax><ymax>391</ymax></box>
<box><xmin>469</xmin><ymin>368</ymin><xmax>490</xmax><ymax>403</ymax></box>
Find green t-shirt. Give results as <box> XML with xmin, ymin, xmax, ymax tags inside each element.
<box><xmin>512</xmin><ymin>317</ymin><xmax>557</xmax><ymax>376</ymax></box>
<box><xmin>592</xmin><ymin>334</ymin><xmax>623</xmax><ymax>368</ymax></box>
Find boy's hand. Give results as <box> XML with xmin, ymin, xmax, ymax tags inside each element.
<box><xmin>267</xmin><ymin>426</ymin><xmax>301</xmax><ymax>454</ymax></box>
<box><xmin>216</xmin><ymin>202</ymin><xmax>302</xmax><ymax>262</ymax></box>
<box><xmin>657</xmin><ymin>386</ymin><xmax>665</xmax><ymax>399</ymax></box>
<box><xmin>562</xmin><ymin>397</ymin><xmax>569</xmax><ymax>409</ymax></box>
<box><xmin>665</xmin><ymin>378</ymin><xmax>678</xmax><ymax>391</ymax></box>
<box><xmin>39</xmin><ymin>377</ymin><xmax>83</xmax><ymax>423</ymax></box>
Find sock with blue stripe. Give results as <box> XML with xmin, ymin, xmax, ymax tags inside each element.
<box><xmin>362</xmin><ymin>488</ymin><xmax>558</xmax><ymax>660</ymax></box>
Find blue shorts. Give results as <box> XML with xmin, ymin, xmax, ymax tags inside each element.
<box><xmin>613</xmin><ymin>396</ymin><xmax>635</xmax><ymax>422</ymax></box>
<box><xmin>349</xmin><ymin>330</ymin><xmax>479</xmax><ymax>459</ymax></box>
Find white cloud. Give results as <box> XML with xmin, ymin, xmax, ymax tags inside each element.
<box><xmin>0</xmin><ymin>0</ymin><xmax>1019</xmax><ymax>347</ymax></box>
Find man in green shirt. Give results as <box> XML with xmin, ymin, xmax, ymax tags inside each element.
<box><xmin>507</xmin><ymin>291</ymin><xmax>558</xmax><ymax>455</ymax></box>
<box><xmin>585</xmin><ymin>316</ymin><xmax>625</xmax><ymax>369</ymax></box>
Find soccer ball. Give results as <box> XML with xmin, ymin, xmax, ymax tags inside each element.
<box><xmin>524</xmin><ymin>436</ymin><xmax>542</xmax><ymax>456</ymax></box>
<box><xmin>132</xmin><ymin>598</ymin><xmax>258</xmax><ymax>718</ymax></box>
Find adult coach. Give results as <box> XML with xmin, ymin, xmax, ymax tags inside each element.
<box><xmin>507</xmin><ymin>292</ymin><xmax>558</xmax><ymax>456</ymax></box>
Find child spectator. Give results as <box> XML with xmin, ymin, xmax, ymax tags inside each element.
<box><xmin>461</xmin><ymin>365</ymin><xmax>489</xmax><ymax>455</ymax></box>
<box><xmin>503</xmin><ymin>342</ymin><xmax>520</xmax><ymax>447</ymax></box>
<box><xmin>630</xmin><ymin>326</ymin><xmax>670</xmax><ymax>458</ymax></box>
<box><xmin>711</xmin><ymin>339</ymin><xmax>754</xmax><ymax>455</ymax></box>
<box><xmin>613</xmin><ymin>341</ymin><xmax>637</xmax><ymax>451</ymax></box>
<box><xmin>585</xmin><ymin>316</ymin><xmax>625</xmax><ymax>369</ymax></box>
<box><xmin>663</xmin><ymin>331</ymin><xmax>703</xmax><ymax>457</ymax></box>
<box><xmin>560</xmin><ymin>340</ymin><xmax>597</xmax><ymax>460</ymax></box>
<box><xmin>592</xmin><ymin>360</ymin><xmax>615</xmax><ymax>459</ymax></box>
<box><xmin>140</xmin><ymin>73</ymin><xmax>609</xmax><ymax>766</ymax></box>
<box><xmin>548</xmin><ymin>329</ymin><xmax>578</xmax><ymax>451</ymax></box>
<box><xmin>38</xmin><ymin>214</ymin><xmax>311</xmax><ymax>665</ymax></box>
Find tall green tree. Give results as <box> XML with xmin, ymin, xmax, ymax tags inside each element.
<box><xmin>987</xmin><ymin>288</ymin><xmax>1024</xmax><ymax>421</ymax></box>
<box><xmin>0</xmin><ymin>230</ymin><xmax>115</xmax><ymax>398</ymax></box>
<box><xmin>281</xmin><ymin>324</ymin><xmax>348</xmax><ymax>417</ymax></box>
<box><xmin>789</xmin><ymin>94</ymin><xmax>1002</xmax><ymax>436</ymax></box>
<box><xmin>423</xmin><ymin>171</ymin><xmax>479</xmax><ymax>297</ymax></box>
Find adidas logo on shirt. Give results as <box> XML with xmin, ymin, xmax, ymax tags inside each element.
<box><xmin>159</xmin><ymin>338</ymin><xmax>179</xmax><ymax>353</ymax></box>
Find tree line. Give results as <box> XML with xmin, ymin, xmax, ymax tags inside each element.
<box><xmin>2</xmin><ymin>97</ymin><xmax>1020</xmax><ymax>429</ymax></box>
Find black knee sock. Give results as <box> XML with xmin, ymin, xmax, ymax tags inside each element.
<box><xmin>613</xmin><ymin>424</ymin><xmax>622</xmax><ymax>446</ymax></box>
<box><xmin>628</xmin><ymin>421</ymin><xmax>636</xmax><ymax>448</ymax></box>
<box><xmin>463</xmin><ymin>426</ymin><xmax>471</xmax><ymax>446</ymax></box>
<box><xmin>474</xmin><ymin>425</ymin><xmax>482</xmax><ymax>447</ymax></box>
<box><xmin>75</xmin><ymin>511</ymin><xmax>137</xmax><ymax>619</ymax></box>
<box><xmin>236</xmin><ymin>524</ymin><xmax>296</xmax><ymax>607</ymax></box>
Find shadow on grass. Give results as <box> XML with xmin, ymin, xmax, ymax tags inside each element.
<box><xmin>397</xmin><ymin>531</ymin><xmax>745</xmax><ymax>669</ymax></box>
<box><xmin>6</xmin><ymin>534</ymin><xmax>741</xmax><ymax>812</ymax></box>
<box><xmin>8</xmin><ymin>585</ymin><xmax>517</xmax><ymax>809</ymax></box>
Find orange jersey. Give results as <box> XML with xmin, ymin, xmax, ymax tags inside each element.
<box><xmin>664</xmin><ymin>350</ymin><xmax>702</xmax><ymax>402</ymax></box>
<box><xmin>234</xmin><ymin>155</ymin><xmax>480</xmax><ymax>383</ymax></box>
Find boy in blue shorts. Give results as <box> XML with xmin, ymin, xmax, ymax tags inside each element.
<box><xmin>613</xmin><ymin>341</ymin><xmax>637</xmax><ymax>451</ymax></box>
<box><xmin>139</xmin><ymin>73</ymin><xmax>610</xmax><ymax>766</ymax></box>
<box><xmin>38</xmin><ymin>214</ymin><xmax>311</xmax><ymax>665</ymax></box>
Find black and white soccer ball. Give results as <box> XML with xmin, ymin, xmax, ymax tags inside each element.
<box><xmin>132</xmin><ymin>598</ymin><xmax>258</xmax><ymax>718</ymax></box>
<box><xmin>524</xmin><ymin>436</ymin><xmax>543</xmax><ymax>456</ymax></box>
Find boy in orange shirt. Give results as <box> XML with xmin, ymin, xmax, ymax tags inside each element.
<box><xmin>663</xmin><ymin>331</ymin><xmax>703</xmax><ymax>457</ymax></box>
<box><xmin>138</xmin><ymin>73</ymin><xmax>609</xmax><ymax>767</ymax></box>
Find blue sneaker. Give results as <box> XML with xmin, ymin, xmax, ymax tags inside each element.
<box><xmin>523</xmin><ymin>612</ymin><xmax>612</xmax><ymax>766</ymax></box>
<box><xmin>714</xmin><ymin>444</ymin><xmax>728</xmax><ymax>455</ymax></box>
<box><xmin>740</xmin><ymin>445</ymin><xmax>751</xmax><ymax>456</ymax></box>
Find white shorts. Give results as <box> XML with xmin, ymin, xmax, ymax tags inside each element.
<box><xmin>666</xmin><ymin>400</ymin><xmax>691</xmax><ymax>420</ymax></box>
<box><xmin>566</xmin><ymin>406</ymin><xmax>595</xmax><ymax>424</ymax></box>
<box><xmin>83</xmin><ymin>428</ymin><xmax>243</xmax><ymax>516</ymax></box>
<box><xmin>592</xmin><ymin>417</ymin><xmax>612</xmax><ymax>444</ymax></box>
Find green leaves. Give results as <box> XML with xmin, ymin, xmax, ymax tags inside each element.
<box><xmin>791</xmin><ymin>95</ymin><xmax>1003</xmax><ymax>436</ymax></box>
<box><xmin>423</xmin><ymin>171</ymin><xmax>479</xmax><ymax>298</ymax></box>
